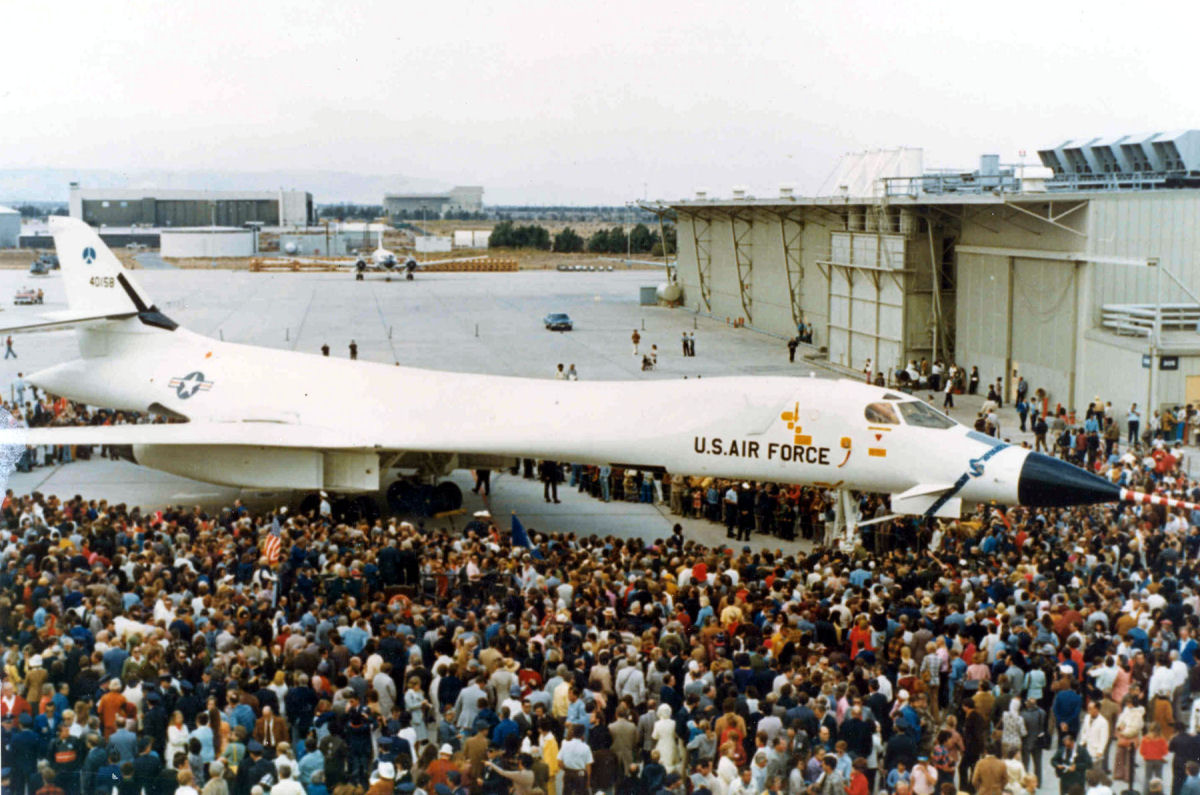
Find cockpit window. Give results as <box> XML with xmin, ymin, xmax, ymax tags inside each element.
<box><xmin>864</xmin><ymin>402</ymin><xmax>900</xmax><ymax>424</ymax></box>
<box><xmin>897</xmin><ymin>400</ymin><xmax>956</xmax><ymax>429</ymax></box>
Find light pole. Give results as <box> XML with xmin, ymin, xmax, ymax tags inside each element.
<box><xmin>210</xmin><ymin>198</ymin><xmax>216</xmax><ymax>270</ymax></box>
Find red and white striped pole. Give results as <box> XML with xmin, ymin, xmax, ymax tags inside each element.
<box><xmin>1119</xmin><ymin>487</ymin><xmax>1200</xmax><ymax>512</ymax></box>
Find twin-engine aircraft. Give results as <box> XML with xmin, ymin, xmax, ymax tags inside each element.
<box><xmin>0</xmin><ymin>217</ymin><xmax>1193</xmax><ymax>522</ymax></box>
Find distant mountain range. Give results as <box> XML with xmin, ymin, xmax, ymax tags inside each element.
<box><xmin>0</xmin><ymin>168</ymin><xmax>453</xmax><ymax>205</ymax></box>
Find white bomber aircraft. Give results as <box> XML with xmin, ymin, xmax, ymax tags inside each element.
<box><xmin>1</xmin><ymin>217</ymin><xmax>1195</xmax><ymax>522</ymax></box>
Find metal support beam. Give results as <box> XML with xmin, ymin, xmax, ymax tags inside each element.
<box><xmin>727</xmin><ymin>209</ymin><xmax>754</xmax><ymax>322</ymax></box>
<box><xmin>1002</xmin><ymin>199</ymin><xmax>1088</xmax><ymax>237</ymax></box>
<box><xmin>775</xmin><ymin>210</ymin><xmax>805</xmax><ymax>329</ymax></box>
<box><xmin>955</xmin><ymin>245</ymin><xmax>1153</xmax><ymax>267</ymax></box>
<box><xmin>927</xmin><ymin>224</ymin><xmax>944</xmax><ymax>365</ymax></box>
<box><xmin>684</xmin><ymin>211</ymin><xmax>713</xmax><ymax>311</ymax></box>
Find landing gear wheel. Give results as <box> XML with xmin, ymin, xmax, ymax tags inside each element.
<box><xmin>386</xmin><ymin>480</ymin><xmax>416</xmax><ymax>514</ymax></box>
<box><xmin>355</xmin><ymin>273</ymin><xmax>364</xmax><ymax>281</ymax></box>
<box><xmin>434</xmin><ymin>481</ymin><xmax>463</xmax><ymax>512</ymax></box>
<box><xmin>415</xmin><ymin>484</ymin><xmax>436</xmax><ymax>516</ymax></box>
<box><xmin>385</xmin><ymin>276</ymin><xmax>392</xmax><ymax>283</ymax></box>
<box><xmin>406</xmin><ymin>273</ymin><xmax>414</xmax><ymax>281</ymax></box>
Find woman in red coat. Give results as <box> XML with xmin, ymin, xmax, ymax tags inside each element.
<box><xmin>849</xmin><ymin>616</ymin><xmax>874</xmax><ymax>660</ymax></box>
<box><xmin>845</xmin><ymin>757</ymin><xmax>870</xmax><ymax>795</ymax></box>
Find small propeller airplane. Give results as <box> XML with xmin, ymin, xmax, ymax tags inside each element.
<box><xmin>348</xmin><ymin>229</ymin><xmax>485</xmax><ymax>281</ymax></box>
<box><xmin>0</xmin><ymin>217</ymin><xmax>1195</xmax><ymax>528</ymax></box>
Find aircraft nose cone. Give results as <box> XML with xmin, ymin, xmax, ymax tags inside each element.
<box><xmin>1017</xmin><ymin>451</ymin><xmax>1121</xmax><ymax>507</ymax></box>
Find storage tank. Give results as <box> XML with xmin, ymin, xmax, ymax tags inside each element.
<box><xmin>160</xmin><ymin>227</ymin><xmax>256</xmax><ymax>258</ymax></box>
<box><xmin>656</xmin><ymin>282</ymin><xmax>682</xmax><ymax>303</ymax></box>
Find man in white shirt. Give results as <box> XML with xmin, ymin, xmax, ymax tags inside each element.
<box><xmin>615</xmin><ymin>656</ymin><xmax>646</xmax><ymax>706</ymax></box>
<box><xmin>1079</xmin><ymin>701</ymin><xmax>1109</xmax><ymax>767</ymax></box>
<box><xmin>1088</xmin><ymin>657</ymin><xmax>1118</xmax><ymax>695</ymax></box>
<box><xmin>557</xmin><ymin>725</ymin><xmax>594</xmax><ymax>795</ymax></box>
<box><xmin>1148</xmin><ymin>660</ymin><xmax>1175</xmax><ymax>700</ymax></box>
<box><xmin>269</xmin><ymin>766</ymin><xmax>306</xmax><ymax>795</ymax></box>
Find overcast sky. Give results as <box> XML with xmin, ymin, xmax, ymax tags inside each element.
<box><xmin>3</xmin><ymin>0</ymin><xmax>1197</xmax><ymax>204</ymax></box>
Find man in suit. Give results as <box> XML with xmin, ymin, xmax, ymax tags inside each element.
<box><xmin>972</xmin><ymin>747</ymin><xmax>1008</xmax><ymax>795</ymax></box>
<box><xmin>253</xmin><ymin>706</ymin><xmax>289</xmax><ymax>757</ymax></box>
<box><xmin>1052</xmin><ymin>733</ymin><xmax>1091</xmax><ymax>795</ymax></box>
<box><xmin>609</xmin><ymin>707</ymin><xmax>638</xmax><ymax>780</ymax></box>
<box><xmin>637</xmin><ymin>698</ymin><xmax>660</xmax><ymax>762</ymax></box>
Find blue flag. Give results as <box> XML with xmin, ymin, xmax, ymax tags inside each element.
<box><xmin>511</xmin><ymin>514</ymin><xmax>544</xmax><ymax>558</ymax></box>
<box><xmin>511</xmin><ymin>513</ymin><xmax>531</xmax><ymax>548</ymax></box>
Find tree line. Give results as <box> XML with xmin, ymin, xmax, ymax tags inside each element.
<box><xmin>490</xmin><ymin>222</ymin><xmax>675</xmax><ymax>255</ymax></box>
<box><xmin>10</xmin><ymin>205</ymin><xmax>68</xmax><ymax>218</ymax></box>
<box><xmin>317</xmin><ymin>204</ymin><xmax>384</xmax><ymax>220</ymax></box>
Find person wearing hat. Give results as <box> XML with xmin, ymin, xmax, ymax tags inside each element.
<box><xmin>97</xmin><ymin>679</ymin><xmax>127</xmax><ymax>738</ymax></box>
<box><xmin>132</xmin><ymin>736</ymin><xmax>163</xmax><ymax>795</ymax></box>
<box><xmin>426</xmin><ymin>746</ymin><xmax>457</xmax><ymax>790</ymax></box>
<box><xmin>237</xmin><ymin>741</ymin><xmax>276</xmax><ymax>795</ymax></box>
<box><xmin>10</xmin><ymin>712</ymin><xmax>41</xmax><ymax>795</ymax></box>
<box><xmin>366</xmin><ymin>763</ymin><xmax>395</xmax><ymax>795</ymax></box>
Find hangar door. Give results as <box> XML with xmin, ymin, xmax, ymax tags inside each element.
<box><xmin>1009</xmin><ymin>257</ymin><xmax>1077</xmax><ymax>404</ymax></box>
<box><xmin>825</xmin><ymin>232</ymin><xmax>906</xmax><ymax>373</ymax></box>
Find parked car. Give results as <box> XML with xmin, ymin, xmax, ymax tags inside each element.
<box><xmin>542</xmin><ymin>312</ymin><xmax>573</xmax><ymax>331</ymax></box>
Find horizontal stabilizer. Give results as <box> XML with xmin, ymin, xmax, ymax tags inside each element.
<box><xmin>0</xmin><ymin>309</ymin><xmax>138</xmax><ymax>335</ymax></box>
<box><xmin>890</xmin><ymin>484</ymin><xmax>959</xmax><ymax>518</ymax></box>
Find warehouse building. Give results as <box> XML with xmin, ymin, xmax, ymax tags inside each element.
<box><xmin>383</xmin><ymin>186</ymin><xmax>484</xmax><ymax>219</ymax></box>
<box><xmin>69</xmin><ymin>184</ymin><xmax>313</xmax><ymax>227</ymax></box>
<box><xmin>658</xmin><ymin>131</ymin><xmax>1200</xmax><ymax>418</ymax></box>
<box><xmin>160</xmin><ymin>227</ymin><xmax>257</xmax><ymax>258</ymax></box>
<box><xmin>0</xmin><ymin>206</ymin><xmax>19</xmax><ymax>248</ymax></box>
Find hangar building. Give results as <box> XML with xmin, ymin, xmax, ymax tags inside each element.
<box><xmin>657</xmin><ymin>131</ymin><xmax>1200</xmax><ymax>419</ymax></box>
<box><xmin>69</xmin><ymin>184</ymin><xmax>314</xmax><ymax>227</ymax></box>
<box><xmin>0</xmin><ymin>206</ymin><xmax>19</xmax><ymax>248</ymax></box>
<box><xmin>383</xmin><ymin>186</ymin><xmax>484</xmax><ymax>219</ymax></box>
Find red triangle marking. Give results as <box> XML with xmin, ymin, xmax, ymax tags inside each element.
<box><xmin>874</xmin><ymin>433</ymin><xmax>882</xmax><ymax>441</ymax></box>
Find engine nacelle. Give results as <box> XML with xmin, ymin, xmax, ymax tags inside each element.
<box><xmin>132</xmin><ymin>445</ymin><xmax>380</xmax><ymax>491</ymax></box>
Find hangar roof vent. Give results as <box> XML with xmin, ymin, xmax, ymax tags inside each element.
<box><xmin>1037</xmin><ymin>130</ymin><xmax>1200</xmax><ymax>190</ymax></box>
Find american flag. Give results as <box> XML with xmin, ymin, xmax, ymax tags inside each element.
<box><xmin>264</xmin><ymin>514</ymin><xmax>282</xmax><ymax>565</ymax></box>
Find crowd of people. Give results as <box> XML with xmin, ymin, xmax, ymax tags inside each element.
<box><xmin>2</xmin><ymin>360</ymin><xmax>1200</xmax><ymax>795</ymax></box>
<box><xmin>2</xmin><ymin>434</ymin><xmax>1199</xmax><ymax>795</ymax></box>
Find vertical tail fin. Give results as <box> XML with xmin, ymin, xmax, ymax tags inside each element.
<box><xmin>51</xmin><ymin>216</ymin><xmax>156</xmax><ymax>317</ymax></box>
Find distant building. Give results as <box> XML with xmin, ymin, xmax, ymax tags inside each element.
<box><xmin>383</xmin><ymin>186</ymin><xmax>484</xmax><ymax>219</ymax></box>
<box><xmin>0</xmin><ymin>206</ymin><xmax>18</xmax><ymax>248</ymax></box>
<box><xmin>663</xmin><ymin>131</ymin><xmax>1200</xmax><ymax>415</ymax></box>
<box><xmin>160</xmin><ymin>227</ymin><xmax>258</xmax><ymax>258</ymax></box>
<box><xmin>69</xmin><ymin>184</ymin><xmax>314</xmax><ymax>227</ymax></box>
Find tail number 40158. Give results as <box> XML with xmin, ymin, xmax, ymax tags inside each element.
<box><xmin>89</xmin><ymin>276</ymin><xmax>115</xmax><ymax>288</ymax></box>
